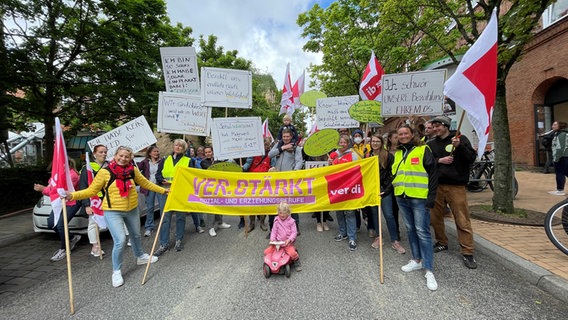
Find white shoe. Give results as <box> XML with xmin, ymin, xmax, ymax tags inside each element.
<box><xmin>209</xmin><ymin>228</ymin><xmax>217</xmax><ymax>237</ymax></box>
<box><xmin>136</xmin><ymin>253</ymin><xmax>158</xmax><ymax>265</ymax></box>
<box><xmin>425</xmin><ymin>271</ymin><xmax>438</xmax><ymax>291</ymax></box>
<box><xmin>112</xmin><ymin>270</ymin><xmax>124</xmax><ymax>288</ymax></box>
<box><xmin>50</xmin><ymin>249</ymin><xmax>66</xmax><ymax>262</ymax></box>
<box><xmin>401</xmin><ymin>260</ymin><xmax>423</xmax><ymax>272</ymax></box>
<box><xmin>548</xmin><ymin>190</ymin><xmax>566</xmax><ymax>196</ymax></box>
<box><xmin>218</xmin><ymin>222</ymin><xmax>231</xmax><ymax>229</ymax></box>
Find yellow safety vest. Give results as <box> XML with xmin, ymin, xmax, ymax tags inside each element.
<box><xmin>392</xmin><ymin>146</ymin><xmax>429</xmax><ymax>199</ymax></box>
<box><xmin>161</xmin><ymin>155</ymin><xmax>190</xmax><ymax>179</ymax></box>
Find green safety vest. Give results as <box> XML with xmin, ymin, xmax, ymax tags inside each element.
<box><xmin>161</xmin><ymin>155</ymin><xmax>190</xmax><ymax>179</ymax></box>
<box><xmin>392</xmin><ymin>146</ymin><xmax>429</xmax><ymax>199</ymax></box>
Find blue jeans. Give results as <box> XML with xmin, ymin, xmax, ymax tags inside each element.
<box><xmin>336</xmin><ymin>210</ymin><xmax>357</xmax><ymax>241</ymax></box>
<box><xmin>396</xmin><ymin>196</ymin><xmax>434</xmax><ymax>271</ymax></box>
<box><xmin>104</xmin><ymin>208</ymin><xmax>145</xmax><ymax>271</ymax></box>
<box><xmin>144</xmin><ymin>190</ymin><xmax>160</xmax><ymax>231</ymax></box>
<box><xmin>158</xmin><ymin>193</ymin><xmax>186</xmax><ymax>246</ymax></box>
<box><xmin>375</xmin><ymin>193</ymin><xmax>399</xmax><ymax>243</ymax></box>
<box><xmin>47</xmin><ymin>202</ymin><xmax>82</xmax><ymax>249</ymax></box>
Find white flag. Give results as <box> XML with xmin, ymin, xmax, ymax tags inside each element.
<box><xmin>279</xmin><ymin>63</ymin><xmax>294</xmax><ymax>115</ymax></box>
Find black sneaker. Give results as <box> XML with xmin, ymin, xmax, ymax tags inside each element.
<box><xmin>69</xmin><ymin>235</ymin><xmax>82</xmax><ymax>251</ymax></box>
<box><xmin>294</xmin><ymin>260</ymin><xmax>302</xmax><ymax>272</ymax></box>
<box><xmin>349</xmin><ymin>240</ymin><xmax>357</xmax><ymax>251</ymax></box>
<box><xmin>175</xmin><ymin>240</ymin><xmax>183</xmax><ymax>252</ymax></box>
<box><xmin>463</xmin><ymin>255</ymin><xmax>477</xmax><ymax>269</ymax></box>
<box><xmin>334</xmin><ymin>234</ymin><xmax>348</xmax><ymax>241</ymax></box>
<box><xmin>154</xmin><ymin>245</ymin><xmax>168</xmax><ymax>257</ymax></box>
<box><xmin>433</xmin><ymin>242</ymin><xmax>448</xmax><ymax>253</ymax></box>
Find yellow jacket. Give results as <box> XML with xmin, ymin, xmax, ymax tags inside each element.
<box><xmin>71</xmin><ymin>167</ymin><xmax>166</xmax><ymax>212</ymax></box>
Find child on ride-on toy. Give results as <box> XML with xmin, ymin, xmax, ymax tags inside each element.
<box><xmin>264</xmin><ymin>202</ymin><xmax>301</xmax><ymax>272</ymax></box>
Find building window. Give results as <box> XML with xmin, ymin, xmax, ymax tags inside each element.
<box><xmin>543</xmin><ymin>0</ymin><xmax>568</xmax><ymax>28</ymax></box>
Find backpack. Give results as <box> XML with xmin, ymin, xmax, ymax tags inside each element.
<box><xmin>249</xmin><ymin>155</ymin><xmax>271</xmax><ymax>172</ymax></box>
<box><xmin>100</xmin><ymin>167</ymin><xmax>134</xmax><ymax>208</ymax></box>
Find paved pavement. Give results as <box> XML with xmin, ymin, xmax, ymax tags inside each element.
<box><xmin>1</xmin><ymin>169</ymin><xmax>567</xmax><ymax>303</ymax></box>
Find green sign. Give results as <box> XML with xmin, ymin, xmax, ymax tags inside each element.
<box><xmin>303</xmin><ymin>129</ymin><xmax>340</xmax><ymax>157</ymax></box>
<box><xmin>299</xmin><ymin>90</ymin><xmax>327</xmax><ymax>108</ymax></box>
<box><xmin>208</xmin><ymin>162</ymin><xmax>243</xmax><ymax>172</ymax></box>
<box><xmin>348</xmin><ymin>100</ymin><xmax>383</xmax><ymax>123</ymax></box>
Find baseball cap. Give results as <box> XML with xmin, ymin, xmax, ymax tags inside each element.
<box><xmin>431</xmin><ymin>116</ymin><xmax>451</xmax><ymax>128</ymax></box>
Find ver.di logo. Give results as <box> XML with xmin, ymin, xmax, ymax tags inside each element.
<box><xmin>325</xmin><ymin>165</ymin><xmax>364</xmax><ymax>204</ymax></box>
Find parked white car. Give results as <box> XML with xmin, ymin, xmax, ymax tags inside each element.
<box><xmin>32</xmin><ymin>186</ymin><xmax>159</xmax><ymax>234</ymax></box>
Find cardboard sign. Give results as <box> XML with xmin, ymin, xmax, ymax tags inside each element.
<box><xmin>87</xmin><ymin>116</ymin><xmax>156</xmax><ymax>159</ymax></box>
<box><xmin>201</xmin><ymin>67</ymin><xmax>252</xmax><ymax>109</ymax></box>
<box><xmin>208</xmin><ymin>162</ymin><xmax>243</xmax><ymax>172</ymax></box>
<box><xmin>303</xmin><ymin>128</ymin><xmax>339</xmax><ymax>157</ymax></box>
<box><xmin>157</xmin><ymin>92</ymin><xmax>211</xmax><ymax>136</ymax></box>
<box><xmin>381</xmin><ymin>69</ymin><xmax>446</xmax><ymax>117</ymax></box>
<box><xmin>349</xmin><ymin>100</ymin><xmax>383</xmax><ymax>123</ymax></box>
<box><xmin>210</xmin><ymin>117</ymin><xmax>264</xmax><ymax>160</ymax></box>
<box><xmin>316</xmin><ymin>95</ymin><xmax>360</xmax><ymax>129</ymax></box>
<box><xmin>305</xmin><ymin>161</ymin><xmax>329</xmax><ymax>169</ymax></box>
<box><xmin>160</xmin><ymin>47</ymin><xmax>200</xmax><ymax>95</ymax></box>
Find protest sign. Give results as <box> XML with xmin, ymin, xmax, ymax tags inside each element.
<box><xmin>299</xmin><ymin>90</ymin><xmax>327</xmax><ymax>108</ymax></box>
<box><xmin>349</xmin><ymin>100</ymin><xmax>383</xmax><ymax>123</ymax></box>
<box><xmin>87</xmin><ymin>116</ymin><xmax>156</xmax><ymax>159</ymax></box>
<box><xmin>303</xmin><ymin>128</ymin><xmax>339</xmax><ymax>157</ymax></box>
<box><xmin>381</xmin><ymin>69</ymin><xmax>446</xmax><ymax>117</ymax></box>
<box><xmin>210</xmin><ymin>117</ymin><xmax>264</xmax><ymax>160</ymax></box>
<box><xmin>157</xmin><ymin>92</ymin><xmax>210</xmax><ymax>136</ymax></box>
<box><xmin>164</xmin><ymin>157</ymin><xmax>380</xmax><ymax>215</ymax></box>
<box><xmin>316</xmin><ymin>95</ymin><xmax>360</xmax><ymax>129</ymax></box>
<box><xmin>305</xmin><ymin>161</ymin><xmax>329</xmax><ymax>169</ymax></box>
<box><xmin>160</xmin><ymin>47</ymin><xmax>200</xmax><ymax>95</ymax></box>
<box><xmin>208</xmin><ymin>162</ymin><xmax>243</xmax><ymax>172</ymax></box>
<box><xmin>201</xmin><ymin>67</ymin><xmax>252</xmax><ymax>109</ymax></box>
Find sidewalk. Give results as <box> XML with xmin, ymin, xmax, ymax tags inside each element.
<box><xmin>0</xmin><ymin>170</ymin><xmax>567</xmax><ymax>302</ymax></box>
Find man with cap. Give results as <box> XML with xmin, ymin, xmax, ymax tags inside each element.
<box><xmin>427</xmin><ymin>115</ymin><xmax>478</xmax><ymax>269</ymax></box>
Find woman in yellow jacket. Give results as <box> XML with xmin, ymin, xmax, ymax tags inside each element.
<box><xmin>66</xmin><ymin>146</ymin><xmax>168</xmax><ymax>288</ymax></box>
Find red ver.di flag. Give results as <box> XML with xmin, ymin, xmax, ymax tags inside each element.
<box><xmin>279</xmin><ymin>63</ymin><xmax>294</xmax><ymax>115</ymax></box>
<box><xmin>262</xmin><ymin>118</ymin><xmax>274</xmax><ymax>143</ymax></box>
<box><xmin>48</xmin><ymin>117</ymin><xmax>76</xmax><ymax>226</ymax></box>
<box><xmin>444</xmin><ymin>9</ymin><xmax>498</xmax><ymax>159</ymax></box>
<box><xmin>85</xmin><ymin>153</ymin><xmax>106</xmax><ymax>229</ymax></box>
<box><xmin>359</xmin><ymin>51</ymin><xmax>385</xmax><ymax>101</ymax></box>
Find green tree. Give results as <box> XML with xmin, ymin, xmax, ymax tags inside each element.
<box><xmin>298</xmin><ymin>0</ymin><xmax>553</xmax><ymax>213</ymax></box>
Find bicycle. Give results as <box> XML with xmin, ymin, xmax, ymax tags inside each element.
<box><xmin>466</xmin><ymin>149</ymin><xmax>519</xmax><ymax>198</ymax></box>
<box><xmin>544</xmin><ymin>198</ymin><xmax>568</xmax><ymax>255</ymax></box>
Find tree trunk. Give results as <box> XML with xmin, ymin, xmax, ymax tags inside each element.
<box><xmin>491</xmin><ymin>80</ymin><xmax>515</xmax><ymax>213</ymax></box>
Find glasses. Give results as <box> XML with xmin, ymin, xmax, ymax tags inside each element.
<box><xmin>116</xmin><ymin>146</ymin><xmax>133</xmax><ymax>153</ymax></box>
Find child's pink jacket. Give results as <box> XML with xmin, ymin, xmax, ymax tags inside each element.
<box><xmin>270</xmin><ymin>215</ymin><xmax>297</xmax><ymax>243</ymax></box>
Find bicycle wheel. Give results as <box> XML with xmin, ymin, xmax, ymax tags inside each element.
<box><xmin>544</xmin><ymin>199</ymin><xmax>568</xmax><ymax>255</ymax></box>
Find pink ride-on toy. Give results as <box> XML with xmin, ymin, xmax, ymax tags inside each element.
<box><xmin>263</xmin><ymin>241</ymin><xmax>292</xmax><ymax>278</ymax></box>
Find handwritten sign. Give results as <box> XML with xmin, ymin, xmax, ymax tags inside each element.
<box><xmin>87</xmin><ymin>116</ymin><xmax>156</xmax><ymax>159</ymax></box>
<box><xmin>210</xmin><ymin>117</ymin><xmax>264</xmax><ymax>160</ymax></box>
<box><xmin>157</xmin><ymin>92</ymin><xmax>210</xmax><ymax>136</ymax></box>
<box><xmin>160</xmin><ymin>47</ymin><xmax>200</xmax><ymax>95</ymax></box>
<box><xmin>303</xmin><ymin>128</ymin><xmax>339</xmax><ymax>157</ymax></box>
<box><xmin>381</xmin><ymin>69</ymin><xmax>446</xmax><ymax>117</ymax></box>
<box><xmin>201</xmin><ymin>67</ymin><xmax>252</xmax><ymax>109</ymax></box>
<box><xmin>316</xmin><ymin>95</ymin><xmax>360</xmax><ymax>129</ymax></box>
<box><xmin>305</xmin><ymin>161</ymin><xmax>329</xmax><ymax>169</ymax></box>
<box><xmin>349</xmin><ymin>100</ymin><xmax>383</xmax><ymax>123</ymax></box>
<box><xmin>208</xmin><ymin>162</ymin><xmax>243</xmax><ymax>172</ymax></box>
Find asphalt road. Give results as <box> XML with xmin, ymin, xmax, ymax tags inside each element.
<box><xmin>1</xmin><ymin>214</ymin><xmax>567</xmax><ymax>320</ymax></box>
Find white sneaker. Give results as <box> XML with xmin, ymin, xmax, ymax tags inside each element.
<box><xmin>401</xmin><ymin>260</ymin><xmax>423</xmax><ymax>272</ymax></box>
<box><xmin>548</xmin><ymin>190</ymin><xmax>566</xmax><ymax>196</ymax></box>
<box><xmin>50</xmin><ymin>249</ymin><xmax>66</xmax><ymax>262</ymax></box>
<box><xmin>136</xmin><ymin>253</ymin><xmax>158</xmax><ymax>265</ymax></box>
<box><xmin>425</xmin><ymin>271</ymin><xmax>438</xmax><ymax>291</ymax></box>
<box><xmin>112</xmin><ymin>270</ymin><xmax>124</xmax><ymax>288</ymax></box>
<box><xmin>218</xmin><ymin>222</ymin><xmax>231</xmax><ymax>229</ymax></box>
<box><xmin>209</xmin><ymin>228</ymin><xmax>217</xmax><ymax>237</ymax></box>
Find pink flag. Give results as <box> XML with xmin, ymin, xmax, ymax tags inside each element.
<box><xmin>48</xmin><ymin>118</ymin><xmax>75</xmax><ymax>226</ymax></box>
<box><xmin>279</xmin><ymin>63</ymin><xmax>294</xmax><ymax>115</ymax></box>
<box><xmin>292</xmin><ymin>70</ymin><xmax>305</xmax><ymax>112</ymax></box>
<box><xmin>359</xmin><ymin>51</ymin><xmax>385</xmax><ymax>101</ymax></box>
<box><xmin>444</xmin><ymin>9</ymin><xmax>497</xmax><ymax>159</ymax></box>
<box><xmin>262</xmin><ymin>118</ymin><xmax>274</xmax><ymax>142</ymax></box>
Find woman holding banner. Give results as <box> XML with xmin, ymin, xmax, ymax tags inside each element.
<box><xmin>65</xmin><ymin>146</ymin><xmax>167</xmax><ymax>288</ymax></box>
<box><xmin>392</xmin><ymin>125</ymin><xmax>438</xmax><ymax>291</ymax></box>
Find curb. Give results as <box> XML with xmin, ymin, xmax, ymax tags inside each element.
<box><xmin>445</xmin><ymin>220</ymin><xmax>568</xmax><ymax>303</ymax></box>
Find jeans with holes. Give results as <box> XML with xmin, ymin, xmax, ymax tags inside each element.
<box><xmin>370</xmin><ymin>193</ymin><xmax>399</xmax><ymax>242</ymax></box>
<box><xmin>336</xmin><ymin>210</ymin><xmax>357</xmax><ymax>241</ymax></box>
<box><xmin>396</xmin><ymin>196</ymin><xmax>434</xmax><ymax>271</ymax></box>
<box><xmin>104</xmin><ymin>208</ymin><xmax>145</xmax><ymax>271</ymax></box>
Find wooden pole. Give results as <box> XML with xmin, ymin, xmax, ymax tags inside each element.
<box><xmin>142</xmin><ymin>209</ymin><xmax>167</xmax><ymax>285</ymax></box>
<box><xmin>61</xmin><ymin>199</ymin><xmax>75</xmax><ymax>314</ymax></box>
<box><xmin>94</xmin><ymin>219</ymin><xmax>102</xmax><ymax>260</ymax></box>
<box><xmin>449</xmin><ymin>111</ymin><xmax>466</xmax><ymax>156</ymax></box>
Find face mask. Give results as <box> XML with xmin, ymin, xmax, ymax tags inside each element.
<box><xmin>354</xmin><ymin>137</ymin><xmax>363</xmax><ymax>144</ymax></box>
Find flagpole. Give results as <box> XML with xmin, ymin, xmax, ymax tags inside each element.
<box><xmin>142</xmin><ymin>210</ymin><xmax>166</xmax><ymax>285</ymax></box>
<box><xmin>449</xmin><ymin>111</ymin><xmax>466</xmax><ymax>156</ymax></box>
<box><xmin>378</xmin><ymin>205</ymin><xmax>384</xmax><ymax>284</ymax></box>
<box><xmin>94</xmin><ymin>221</ymin><xmax>102</xmax><ymax>261</ymax></box>
<box><xmin>61</xmin><ymin>199</ymin><xmax>75</xmax><ymax>314</ymax></box>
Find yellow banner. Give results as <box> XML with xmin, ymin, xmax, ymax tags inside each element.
<box><xmin>164</xmin><ymin>157</ymin><xmax>380</xmax><ymax>215</ymax></box>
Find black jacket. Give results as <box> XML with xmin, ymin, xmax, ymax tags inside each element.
<box><xmin>427</xmin><ymin>132</ymin><xmax>476</xmax><ymax>185</ymax></box>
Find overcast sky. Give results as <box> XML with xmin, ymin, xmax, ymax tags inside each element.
<box><xmin>166</xmin><ymin>0</ymin><xmax>334</xmax><ymax>90</ymax></box>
